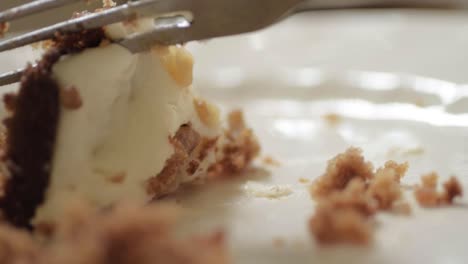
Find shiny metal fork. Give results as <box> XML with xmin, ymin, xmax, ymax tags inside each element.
<box><xmin>0</xmin><ymin>0</ymin><xmax>467</xmax><ymax>86</ymax></box>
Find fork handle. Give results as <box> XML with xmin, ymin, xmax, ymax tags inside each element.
<box><xmin>295</xmin><ymin>0</ymin><xmax>468</xmax><ymax>11</ymax></box>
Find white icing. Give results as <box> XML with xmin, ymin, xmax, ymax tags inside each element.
<box><xmin>33</xmin><ymin>22</ymin><xmax>220</xmax><ymax>224</ymax></box>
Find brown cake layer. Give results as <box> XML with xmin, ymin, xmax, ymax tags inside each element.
<box><xmin>0</xmin><ymin>29</ymin><xmax>105</xmax><ymax>229</ymax></box>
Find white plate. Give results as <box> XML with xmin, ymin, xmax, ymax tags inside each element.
<box><xmin>2</xmin><ymin>9</ymin><xmax>468</xmax><ymax>264</ymax></box>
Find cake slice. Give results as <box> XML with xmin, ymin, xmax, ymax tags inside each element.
<box><xmin>0</xmin><ymin>19</ymin><xmax>259</xmax><ymax>228</ymax></box>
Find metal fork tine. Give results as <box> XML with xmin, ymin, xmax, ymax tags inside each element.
<box><xmin>0</xmin><ymin>0</ymin><xmax>189</xmax><ymax>53</ymax></box>
<box><xmin>0</xmin><ymin>0</ymin><xmax>82</xmax><ymax>23</ymax></box>
<box><xmin>0</xmin><ymin>67</ymin><xmax>27</xmax><ymax>86</ymax></box>
<box><xmin>2</xmin><ymin>0</ymin><xmax>467</xmax><ymax>87</ymax></box>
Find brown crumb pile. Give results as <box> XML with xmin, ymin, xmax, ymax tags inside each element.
<box><xmin>310</xmin><ymin>147</ymin><xmax>374</xmax><ymax>198</ymax></box>
<box><xmin>0</xmin><ymin>22</ymin><xmax>9</xmax><ymax>38</ymax></box>
<box><xmin>309</xmin><ymin>179</ymin><xmax>376</xmax><ymax>245</ymax></box>
<box><xmin>309</xmin><ymin>147</ymin><xmax>409</xmax><ymax>246</ymax></box>
<box><xmin>149</xmin><ymin>110</ymin><xmax>260</xmax><ymax>196</ymax></box>
<box><xmin>414</xmin><ymin>173</ymin><xmax>463</xmax><ymax>207</ymax></box>
<box><xmin>0</xmin><ymin>203</ymin><xmax>229</xmax><ymax>264</ymax></box>
<box><xmin>309</xmin><ymin>205</ymin><xmax>373</xmax><ymax>245</ymax></box>
<box><xmin>209</xmin><ymin>110</ymin><xmax>260</xmax><ymax>177</ymax></box>
<box><xmin>368</xmin><ymin>161</ymin><xmax>408</xmax><ymax>210</ymax></box>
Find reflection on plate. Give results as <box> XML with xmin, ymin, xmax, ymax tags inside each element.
<box><xmin>169</xmin><ymin>69</ymin><xmax>468</xmax><ymax>264</ymax></box>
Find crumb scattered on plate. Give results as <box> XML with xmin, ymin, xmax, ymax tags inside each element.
<box><xmin>298</xmin><ymin>178</ymin><xmax>310</xmax><ymax>184</ymax></box>
<box><xmin>308</xmin><ymin>147</ymin><xmax>409</xmax><ymax>246</ymax></box>
<box><xmin>310</xmin><ymin>147</ymin><xmax>374</xmax><ymax>198</ymax></box>
<box><xmin>322</xmin><ymin>113</ymin><xmax>342</xmax><ymax>126</ymax></box>
<box><xmin>309</xmin><ymin>202</ymin><xmax>373</xmax><ymax>245</ymax></box>
<box><xmin>367</xmin><ymin>161</ymin><xmax>408</xmax><ymax>210</ymax></box>
<box><xmin>414</xmin><ymin>173</ymin><xmax>463</xmax><ymax>207</ymax></box>
<box><xmin>261</xmin><ymin>155</ymin><xmax>281</xmax><ymax>167</ymax></box>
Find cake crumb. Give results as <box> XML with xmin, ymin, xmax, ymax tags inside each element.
<box><xmin>0</xmin><ymin>22</ymin><xmax>9</xmax><ymax>38</ymax></box>
<box><xmin>107</xmin><ymin>172</ymin><xmax>126</xmax><ymax>184</ymax></box>
<box><xmin>197</xmin><ymin>137</ymin><xmax>219</xmax><ymax>161</ymax></box>
<box><xmin>60</xmin><ymin>85</ymin><xmax>83</xmax><ymax>110</ymax></box>
<box><xmin>421</xmin><ymin>172</ymin><xmax>438</xmax><ymax>189</ymax></box>
<box><xmin>309</xmin><ymin>206</ymin><xmax>372</xmax><ymax>246</ymax></box>
<box><xmin>147</xmin><ymin>124</ymin><xmax>200</xmax><ymax>197</ymax></box>
<box><xmin>309</xmin><ymin>178</ymin><xmax>376</xmax><ymax>246</ymax></box>
<box><xmin>317</xmin><ymin>179</ymin><xmax>377</xmax><ymax>217</ymax></box>
<box><xmin>414</xmin><ymin>186</ymin><xmax>439</xmax><ymax>207</ymax></box>
<box><xmin>414</xmin><ymin>173</ymin><xmax>463</xmax><ymax>207</ymax></box>
<box><xmin>299</xmin><ymin>178</ymin><xmax>310</xmax><ymax>184</ymax></box>
<box><xmin>261</xmin><ymin>155</ymin><xmax>281</xmax><ymax>167</ymax></box>
<box><xmin>209</xmin><ymin>111</ymin><xmax>260</xmax><ymax>177</ymax></box>
<box><xmin>186</xmin><ymin>160</ymin><xmax>200</xmax><ymax>175</ymax></box>
<box><xmin>309</xmin><ymin>147</ymin><xmax>411</xmax><ymax>246</ymax></box>
<box><xmin>442</xmin><ymin>176</ymin><xmax>463</xmax><ymax>203</ymax></box>
<box><xmin>367</xmin><ymin>161</ymin><xmax>408</xmax><ymax>210</ymax></box>
<box><xmin>322</xmin><ymin>113</ymin><xmax>342</xmax><ymax>126</ymax></box>
<box><xmin>310</xmin><ymin>147</ymin><xmax>374</xmax><ymax>198</ymax></box>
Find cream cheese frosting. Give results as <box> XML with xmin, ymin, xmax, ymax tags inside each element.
<box><xmin>33</xmin><ymin>21</ymin><xmax>221</xmax><ymax>224</ymax></box>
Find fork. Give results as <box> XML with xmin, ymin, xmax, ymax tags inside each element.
<box><xmin>0</xmin><ymin>0</ymin><xmax>467</xmax><ymax>86</ymax></box>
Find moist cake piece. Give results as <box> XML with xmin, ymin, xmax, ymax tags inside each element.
<box><xmin>0</xmin><ymin>18</ymin><xmax>259</xmax><ymax>228</ymax></box>
<box><xmin>0</xmin><ymin>202</ymin><xmax>229</xmax><ymax>264</ymax></box>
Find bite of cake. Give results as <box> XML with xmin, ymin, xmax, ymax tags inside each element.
<box><xmin>0</xmin><ymin>18</ymin><xmax>259</xmax><ymax>229</ymax></box>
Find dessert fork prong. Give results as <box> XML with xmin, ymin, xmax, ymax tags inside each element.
<box><xmin>0</xmin><ymin>0</ymin><xmax>467</xmax><ymax>86</ymax></box>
